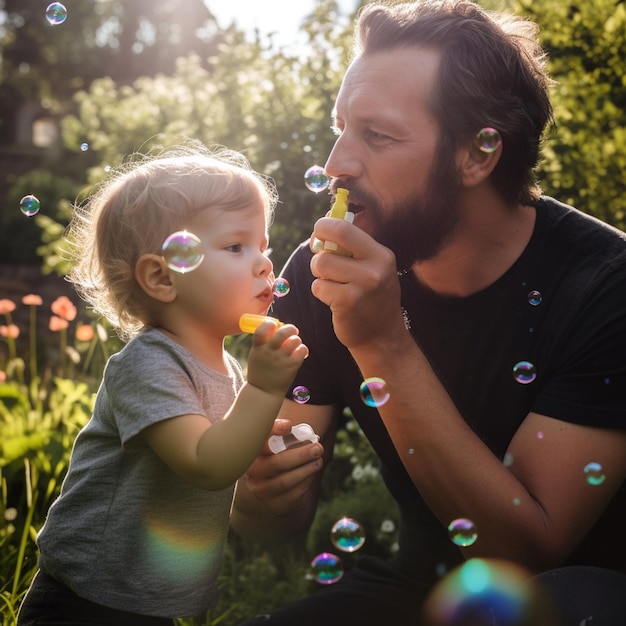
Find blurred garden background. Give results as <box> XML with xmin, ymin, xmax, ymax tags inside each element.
<box><xmin>0</xmin><ymin>0</ymin><xmax>624</xmax><ymax>624</ymax></box>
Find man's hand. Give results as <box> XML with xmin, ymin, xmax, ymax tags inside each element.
<box><xmin>310</xmin><ymin>216</ymin><xmax>406</xmax><ymax>350</ymax></box>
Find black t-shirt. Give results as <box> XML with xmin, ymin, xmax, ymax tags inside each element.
<box><xmin>272</xmin><ymin>197</ymin><xmax>626</xmax><ymax>581</ymax></box>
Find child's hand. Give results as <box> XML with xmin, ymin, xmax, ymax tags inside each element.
<box><xmin>246</xmin><ymin>322</ymin><xmax>309</xmax><ymax>396</ymax></box>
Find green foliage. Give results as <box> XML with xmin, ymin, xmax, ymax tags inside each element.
<box><xmin>0</xmin><ymin>169</ymin><xmax>78</xmax><ymax>265</ymax></box>
<box><xmin>57</xmin><ymin>3</ymin><xmax>350</xmax><ymax>273</ymax></box>
<box><xmin>516</xmin><ymin>0</ymin><xmax>626</xmax><ymax>229</ymax></box>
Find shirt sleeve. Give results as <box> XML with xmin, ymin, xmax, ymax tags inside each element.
<box><xmin>103</xmin><ymin>332</ymin><xmax>206</xmax><ymax>446</ymax></box>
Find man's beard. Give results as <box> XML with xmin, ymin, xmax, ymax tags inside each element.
<box><xmin>335</xmin><ymin>141</ymin><xmax>462</xmax><ymax>271</ymax></box>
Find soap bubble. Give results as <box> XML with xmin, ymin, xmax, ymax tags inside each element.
<box><xmin>80</xmin><ymin>142</ymin><xmax>89</xmax><ymax>152</ymax></box>
<box><xmin>20</xmin><ymin>195</ymin><xmax>41</xmax><ymax>217</ymax></box>
<box><xmin>304</xmin><ymin>165</ymin><xmax>330</xmax><ymax>193</ymax></box>
<box><xmin>476</xmin><ymin>127</ymin><xmax>502</xmax><ymax>153</ymax></box>
<box><xmin>359</xmin><ymin>377</ymin><xmax>390</xmax><ymax>408</ymax></box>
<box><xmin>330</xmin><ymin>517</ymin><xmax>366</xmax><ymax>553</ymax></box>
<box><xmin>310</xmin><ymin>552</ymin><xmax>343</xmax><ymax>585</ymax></box>
<box><xmin>292</xmin><ymin>385</ymin><xmax>311</xmax><ymax>404</ymax></box>
<box><xmin>512</xmin><ymin>361</ymin><xmax>536</xmax><ymax>385</ymax></box>
<box><xmin>161</xmin><ymin>231</ymin><xmax>204</xmax><ymax>274</ymax></box>
<box><xmin>527</xmin><ymin>290</ymin><xmax>542</xmax><ymax>306</ymax></box>
<box><xmin>45</xmin><ymin>2</ymin><xmax>67</xmax><ymax>25</ymax></box>
<box><xmin>584</xmin><ymin>462</ymin><xmax>606</xmax><ymax>486</ymax></box>
<box><xmin>448</xmin><ymin>518</ymin><xmax>478</xmax><ymax>547</ymax></box>
<box><xmin>423</xmin><ymin>558</ymin><xmax>546</xmax><ymax>626</ymax></box>
<box><xmin>272</xmin><ymin>277</ymin><xmax>290</xmax><ymax>298</ymax></box>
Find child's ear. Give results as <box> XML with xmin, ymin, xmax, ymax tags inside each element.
<box><xmin>457</xmin><ymin>139</ymin><xmax>502</xmax><ymax>188</ymax></box>
<box><xmin>135</xmin><ymin>253</ymin><xmax>176</xmax><ymax>303</ymax></box>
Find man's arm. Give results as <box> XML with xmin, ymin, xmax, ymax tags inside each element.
<box><xmin>231</xmin><ymin>399</ymin><xmax>337</xmax><ymax>544</ymax></box>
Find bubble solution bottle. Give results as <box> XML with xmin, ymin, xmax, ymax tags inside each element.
<box><xmin>323</xmin><ymin>188</ymin><xmax>352</xmax><ymax>256</ymax></box>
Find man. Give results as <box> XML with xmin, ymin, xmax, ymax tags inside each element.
<box><xmin>232</xmin><ymin>1</ymin><xmax>626</xmax><ymax>624</ymax></box>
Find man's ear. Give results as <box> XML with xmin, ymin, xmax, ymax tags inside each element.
<box><xmin>457</xmin><ymin>139</ymin><xmax>502</xmax><ymax>188</ymax></box>
<box><xmin>135</xmin><ymin>253</ymin><xmax>177</xmax><ymax>303</ymax></box>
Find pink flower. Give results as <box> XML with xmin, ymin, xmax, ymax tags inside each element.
<box><xmin>0</xmin><ymin>370</ymin><xmax>6</xmax><ymax>383</ymax></box>
<box><xmin>22</xmin><ymin>294</ymin><xmax>43</xmax><ymax>306</ymax></box>
<box><xmin>0</xmin><ymin>324</ymin><xmax>20</xmax><ymax>338</ymax></box>
<box><xmin>75</xmin><ymin>324</ymin><xmax>94</xmax><ymax>342</ymax></box>
<box><xmin>49</xmin><ymin>316</ymin><xmax>69</xmax><ymax>332</ymax></box>
<box><xmin>0</xmin><ymin>299</ymin><xmax>16</xmax><ymax>314</ymax></box>
<box><xmin>50</xmin><ymin>296</ymin><xmax>77</xmax><ymax>322</ymax></box>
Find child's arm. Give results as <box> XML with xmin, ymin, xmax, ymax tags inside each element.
<box><xmin>142</xmin><ymin>322</ymin><xmax>308</xmax><ymax>490</ymax></box>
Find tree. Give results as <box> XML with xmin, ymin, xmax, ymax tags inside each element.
<box><xmin>0</xmin><ymin>0</ymin><xmax>223</xmax><ymax>144</ymax></box>
<box><xmin>515</xmin><ymin>0</ymin><xmax>626</xmax><ymax>229</ymax></box>
<box><xmin>58</xmin><ymin>1</ymin><xmax>353</xmax><ymax>273</ymax></box>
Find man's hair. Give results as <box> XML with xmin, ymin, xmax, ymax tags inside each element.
<box><xmin>353</xmin><ymin>0</ymin><xmax>554</xmax><ymax>205</ymax></box>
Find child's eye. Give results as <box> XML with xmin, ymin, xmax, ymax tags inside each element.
<box><xmin>226</xmin><ymin>244</ymin><xmax>242</xmax><ymax>253</ymax></box>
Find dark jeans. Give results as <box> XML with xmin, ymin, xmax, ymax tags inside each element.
<box><xmin>238</xmin><ymin>557</ymin><xmax>626</xmax><ymax>625</ymax></box>
<box><xmin>17</xmin><ymin>570</ymin><xmax>175</xmax><ymax>626</ymax></box>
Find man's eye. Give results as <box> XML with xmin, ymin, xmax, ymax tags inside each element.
<box><xmin>366</xmin><ymin>129</ymin><xmax>390</xmax><ymax>142</ymax></box>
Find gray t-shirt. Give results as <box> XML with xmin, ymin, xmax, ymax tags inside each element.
<box><xmin>37</xmin><ymin>327</ymin><xmax>244</xmax><ymax>618</ymax></box>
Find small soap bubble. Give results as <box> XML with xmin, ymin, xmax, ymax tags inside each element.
<box><xmin>476</xmin><ymin>127</ymin><xmax>502</xmax><ymax>153</ymax></box>
<box><xmin>20</xmin><ymin>195</ymin><xmax>41</xmax><ymax>217</ymax></box>
<box><xmin>359</xmin><ymin>377</ymin><xmax>390</xmax><ymax>408</ymax></box>
<box><xmin>80</xmin><ymin>142</ymin><xmax>89</xmax><ymax>152</ymax></box>
<box><xmin>45</xmin><ymin>2</ymin><xmax>67</xmax><ymax>25</ymax></box>
<box><xmin>304</xmin><ymin>165</ymin><xmax>330</xmax><ymax>193</ymax></box>
<box><xmin>448</xmin><ymin>518</ymin><xmax>478</xmax><ymax>547</ymax></box>
<box><xmin>512</xmin><ymin>497</ymin><xmax>521</xmax><ymax>506</ymax></box>
<box><xmin>512</xmin><ymin>361</ymin><xmax>536</xmax><ymax>384</ymax></box>
<box><xmin>292</xmin><ymin>385</ymin><xmax>311</xmax><ymax>404</ymax></box>
<box><xmin>536</xmin><ymin>431</ymin><xmax>544</xmax><ymax>440</ymax></box>
<box><xmin>272</xmin><ymin>277</ymin><xmax>290</xmax><ymax>298</ymax></box>
<box><xmin>584</xmin><ymin>462</ymin><xmax>606</xmax><ymax>486</ymax></box>
<box><xmin>503</xmin><ymin>452</ymin><xmax>514</xmax><ymax>467</ymax></box>
<box><xmin>527</xmin><ymin>290</ymin><xmax>542</xmax><ymax>306</ymax></box>
<box><xmin>161</xmin><ymin>230</ymin><xmax>204</xmax><ymax>273</ymax></box>
<box><xmin>310</xmin><ymin>552</ymin><xmax>343</xmax><ymax>585</ymax></box>
<box><xmin>408</xmin><ymin>448</ymin><xmax>415</xmax><ymax>455</ymax></box>
<box><xmin>330</xmin><ymin>517</ymin><xmax>366</xmax><ymax>553</ymax></box>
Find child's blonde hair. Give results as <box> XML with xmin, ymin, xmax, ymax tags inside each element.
<box><xmin>67</xmin><ymin>143</ymin><xmax>277</xmax><ymax>340</ymax></box>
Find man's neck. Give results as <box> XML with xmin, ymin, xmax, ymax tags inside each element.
<box><xmin>412</xmin><ymin>195</ymin><xmax>537</xmax><ymax>298</ymax></box>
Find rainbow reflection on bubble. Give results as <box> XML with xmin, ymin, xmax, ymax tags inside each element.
<box><xmin>476</xmin><ymin>128</ymin><xmax>502</xmax><ymax>153</ymax></box>
<box><xmin>359</xmin><ymin>377</ymin><xmax>390</xmax><ymax>408</ymax></box>
<box><xmin>45</xmin><ymin>2</ymin><xmax>67</xmax><ymax>25</ymax></box>
<box><xmin>20</xmin><ymin>195</ymin><xmax>41</xmax><ymax>217</ymax></box>
<box><xmin>423</xmin><ymin>558</ymin><xmax>545</xmax><ymax>626</ymax></box>
<box><xmin>292</xmin><ymin>385</ymin><xmax>311</xmax><ymax>404</ymax></box>
<box><xmin>310</xmin><ymin>552</ymin><xmax>343</xmax><ymax>585</ymax></box>
<box><xmin>304</xmin><ymin>165</ymin><xmax>330</xmax><ymax>193</ymax></box>
<box><xmin>272</xmin><ymin>277</ymin><xmax>290</xmax><ymax>298</ymax></box>
<box><xmin>527</xmin><ymin>290</ymin><xmax>542</xmax><ymax>306</ymax></box>
<box><xmin>161</xmin><ymin>230</ymin><xmax>204</xmax><ymax>274</ymax></box>
<box><xmin>584</xmin><ymin>462</ymin><xmax>606</xmax><ymax>486</ymax></box>
<box><xmin>330</xmin><ymin>517</ymin><xmax>366</xmax><ymax>553</ymax></box>
<box><xmin>512</xmin><ymin>361</ymin><xmax>536</xmax><ymax>385</ymax></box>
<box><xmin>447</xmin><ymin>518</ymin><xmax>478</xmax><ymax>547</ymax></box>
